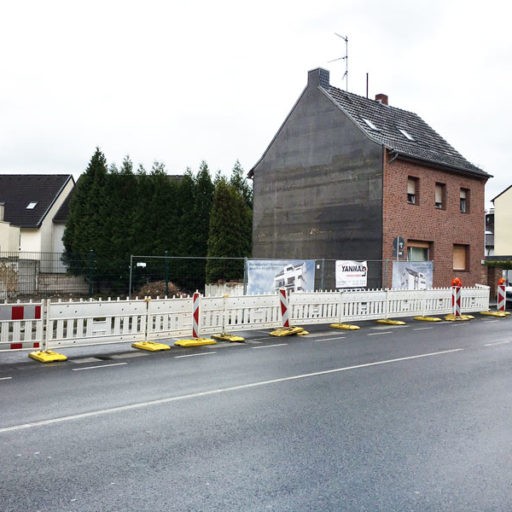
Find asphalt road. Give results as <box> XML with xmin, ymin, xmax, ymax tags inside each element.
<box><xmin>1</xmin><ymin>316</ymin><xmax>512</xmax><ymax>511</ymax></box>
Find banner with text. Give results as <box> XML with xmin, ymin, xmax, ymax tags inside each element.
<box><xmin>336</xmin><ymin>260</ymin><xmax>368</xmax><ymax>289</ymax></box>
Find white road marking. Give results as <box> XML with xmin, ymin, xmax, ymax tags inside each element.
<box><xmin>110</xmin><ymin>352</ymin><xmax>149</xmax><ymax>359</ymax></box>
<box><xmin>252</xmin><ymin>343</ymin><xmax>288</xmax><ymax>349</ymax></box>
<box><xmin>313</xmin><ymin>336</ymin><xmax>346</xmax><ymax>342</ymax></box>
<box><xmin>412</xmin><ymin>327</ymin><xmax>434</xmax><ymax>331</ymax></box>
<box><xmin>72</xmin><ymin>362</ymin><xmax>128</xmax><ymax>371</ymax></box>
<box><xmin>484</xmin><ymin>340</ymin><xmax>511</xmax><ymax>347</ymax></box>
<box><xmin>0</xmin><ymin>348</ymin><xmax>463</xmax><ymax>434</ymax></box>
<box><xmin>368</xmin><ymin>331</ymin><xmax>392</xmax><ymax>336</ymax></box>
<box><xmin>174</xmin><ymin>352</ymin><xmax>216</xmax><ymax>359</ymax></box>
<box><xmin>0</xmin><ymin>376</ymin><xmax>13</xmax><ymax>381</ymax></box>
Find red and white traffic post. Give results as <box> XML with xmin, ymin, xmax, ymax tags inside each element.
<box><xmin>451</xmin><ymin>277</ymin><xmax>462</xmax><ymax>318</ymax></box>
<box><xmin>497</xmin><ymin>277</ymin><xmax>506</xmax><ymax>312</ymax></box>
<box><xmin>279</xmin><ymin>287</ymin><xmax>290</xmax><ymax>328</ymax></box>
<box><xmin>192</xmin><ymin>291</ymin><xmax>200</xmax><ymax>338</ymax></box>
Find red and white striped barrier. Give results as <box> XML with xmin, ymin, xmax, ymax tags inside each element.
<box><xmin>451</xmin><ymin>279</ymin><xmax>462</xmax><ymax>318</ymax></box>
<box><xmin>497</xmin><ymin>279</ymin><xmax>506</xmax><ymax>312</ymax></box>
<box><xmin>0</xmin><ymin>303</ymin><xmax>42</xmax><ymax>350</ymax></box>
<box><xmin>279</xmin><ymin>287</ymin><xmax>290</xmax><ymax>328</ymax></box>
<box><xmin>192</xmin><ymin>291</ymin><xmax>200</xmax><ymax>338</ymax></box>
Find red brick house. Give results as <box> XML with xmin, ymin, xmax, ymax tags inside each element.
<box><xmin>249</xmin><ymin>68</ymin><xmax>491</xmax><ymax>288</ymax></box>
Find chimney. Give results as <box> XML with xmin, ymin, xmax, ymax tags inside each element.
<box><xmin>375</xmin><ymin>93</ymin><xmax>388</xmax><ymax>105</ymax></box>
<box><xmin>0</xmin><ymin>202</ymin><xmax>4</xmax><ymax>222</ymax></box>
<box><xmin>308</xmin><ymin>68</ymin><xmax>330</xmax><ymax>88</ymax></box>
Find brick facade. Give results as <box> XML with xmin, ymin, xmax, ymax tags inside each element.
<box><xmin>382</xmin><ymin>152</ymin><xmax>487</xmax><ymax>288</ymax></box>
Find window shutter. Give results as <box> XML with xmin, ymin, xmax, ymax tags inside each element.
<box><xmin>435</xmin><ymin>185</ymin><xmax>443</xmax><ymax>203</ymax></box>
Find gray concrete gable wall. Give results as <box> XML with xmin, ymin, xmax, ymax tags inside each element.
<box><xmin>252</xmin><ymin>84</ymin><xmax>384</xmax><ymax>287</ymax></box>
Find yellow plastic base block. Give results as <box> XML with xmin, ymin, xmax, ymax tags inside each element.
<box><xmin>174</xmin><ymin>338</ymin><xmax>217</xmax><ymax>347</ymax></box>
<box><xmin>480</xmin><ymin>311</ymin><xmax>511</xmax><ymax>318</ymax></box>
<box><xmin>413</xmin><ymin>316</ymin><xmax>442</xmax><ymax>322</ymax></box>
<box><xmin>444</xmin><ymin>314</ymin><xmax>474</xmax><ymax>321</ymax></box>
<box><xmin>376</xmin><ymin>319</ymin><xmax>406</xmax><ymax>326</ymax></box>
<box><xmin>29</xmin><ymin>350</ymin><xmax>68</xmax><ymax>363</ymax></box>
<box><xmin>211</xmin><ymin>333</ymin><xmax>245</xmax><ymax>342</ymax></box>
<box><xmin>330</xmin><ymin>323</ymin><xmax>361</xmax><ymax>331</ymax></box>
<box><xmin>270</xmin><ymin>326</ymin><xmax>307</xmax><ymax>337</ymax></box>
<box><xmin>132</xmin><ymin>341</ymin><xmax>171</xmax><ymax>351</ymax></box>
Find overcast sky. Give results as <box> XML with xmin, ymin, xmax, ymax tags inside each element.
<box><xmin>1</xmin><ymin>0</ymin><xmax>510</xmax><ymax>207</ymax></box>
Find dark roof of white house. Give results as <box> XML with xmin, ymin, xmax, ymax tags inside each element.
<box><xmin>316</xmin><ymin>69</ymin><xmax>490</xmax><ymax>179</ymax></box>
<box><xmin>0</xmin><ymin>174</ymin><xmax>74</xmax><ymax>228</ymax></box>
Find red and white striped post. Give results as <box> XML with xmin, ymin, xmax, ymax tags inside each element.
<box><xmin>279</xmin><ymin>287</ymin><xmax>290</xmax><ymax>328</ymax></box>
<box><xmin>497</xmin><ymin>277</ymin><xmax>506</xmax><ymax>312</ymax></box>
<box><xmin>192</xmin><ymin>291</ymin><xmax>200</xmax><ymax>338</ymax></box>
<box><xmin>451</xmin><ymin>277</ymin><xmax>462</xmax><ymax>318</ymax></box>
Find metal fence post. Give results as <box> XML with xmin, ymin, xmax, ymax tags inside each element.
<box><xmin>87</xmin><ymin>250</ymin><xmax>95</xmax><ymax>296</ymax></box>
<box><xmin>164</xmin><ymin>250</ymin><xmax>169</xmax><ymax>297</ymax></box>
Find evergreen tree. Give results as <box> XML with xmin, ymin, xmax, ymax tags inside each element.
<box><xmin>63</xmin><ymin>147</ymin><xmax>109</xmax><ymax>284</ymax></box>
<box><xmin>206</xmin><ymin>171</ymin><xmax>252</xmax><ymax>283</ymax></box>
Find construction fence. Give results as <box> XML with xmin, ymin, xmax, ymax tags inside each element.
<box><xmin>0</xmin><ymin>285</ymin><xmax>491</xmax><ymax>354</ymax></box>
<box><xmin>1</xmin><ymin>251</ymin><xmax>432</xmax><ymax>300</ymax></box>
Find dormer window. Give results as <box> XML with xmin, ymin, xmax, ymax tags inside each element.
<box><xmin>398</xmin><ymin>128</ymin><xmax>414</xmax><ymax>141</ymax></box>
<box><xmin>362</xmin><ymin>118</ymin><xmax>379</xmax><ymax>131</ymax></box>
<box><xmin>26</xmin><ymin>202</ymin><xmax>37</xmax><ymax>209</ymax></box>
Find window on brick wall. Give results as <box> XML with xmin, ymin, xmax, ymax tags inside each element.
<box><xmin>460</xmin><ymin>188</ymin><xmax>469</xmax><ymax>213</ymax></box>
<box><xmin>407</xmin><ymin>240</ymin><xmax>431</xmax><ymax>261</ymax></box>
<box><xmin>407</xmin><ymin>177</ymin><xmax>418</xmax><ymax>204</ymax></box>
<box><xmin>435</xmin><ymin>183</ymin><xmax>446</xmax><ymax>209</ymax></box>
<box><xmin>453</xmin><ymin>244</ymin><xmax>469</xmax><ymax>271</ymax></box>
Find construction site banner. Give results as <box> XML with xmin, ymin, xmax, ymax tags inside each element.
<box><xmin>246</xmin><ymin>260</ymin><xmax>315</xmax><ymax>294</ymax></box>
<box><xmin>335</xmin><ymin>260</ymin><xmax>368</xmax><ymax>289</ymax></box>
<box><xmin>392</xmin><ymin>261</ymin><xmax>433</xmax><ymax>290</ymax></box>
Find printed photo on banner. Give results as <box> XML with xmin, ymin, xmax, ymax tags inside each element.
<box><xmin>336</xmin><ymin>260</ymin><xmax>368</xmax><ymax>289</ymax></box>
<box><xmin>392</xmin><ymin>261</ymin><xmax>433</xmax><ymax>290</ymax></box>
<box><xmin>246</xmin><ymin>259</ymin><xmax>316</xmax><ymax>294</ymax></box>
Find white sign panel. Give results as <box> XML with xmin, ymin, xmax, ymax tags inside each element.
<box><xmin>336</xmin><ymin>260</ymin><xmax>368</xmax><ymax>288</ymax></box>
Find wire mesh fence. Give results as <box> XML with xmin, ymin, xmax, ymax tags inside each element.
<box><xmin>1</xmin><ymin>251</ymin><xmax>402</xmax><ymax>300</ymax></box>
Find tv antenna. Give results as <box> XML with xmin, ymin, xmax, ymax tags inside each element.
<box><xmin>329</xmin><ymin>33</ymin><xmax>348</xmax><ymax>91</ymax></box>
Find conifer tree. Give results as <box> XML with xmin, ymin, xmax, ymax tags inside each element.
<box><xmin>205</xmin><ymin>164</ymin><xmax>252</xmax><ymax>283</ymax></box>
<box><xmin>63</xmin><ymin>147</ymin><xmax>109</xmax><ymax>281</ymax></box>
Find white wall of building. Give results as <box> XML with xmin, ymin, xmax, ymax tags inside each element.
<box><xmin>494</xmin><ymin>187</ymin><xmax>512</xmax><ymax>256</ymax></box>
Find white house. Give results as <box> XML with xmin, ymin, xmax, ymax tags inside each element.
<box><xmin>0</xmin><ymin>174</ymin><xmax>74</xmax><ymax>271</ymax></box>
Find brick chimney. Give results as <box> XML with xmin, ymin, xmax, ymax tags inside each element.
<box><xmin>308</xmin><ymin>68</ymin><xmax>330</xmax><ymax>88</ymax></box>
<box><xmin>375</xmin><ymin>93</ymin><xmax>388</xmax><ymax>105</ymax></box>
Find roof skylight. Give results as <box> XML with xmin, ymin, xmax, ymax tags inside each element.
<box><xmin>362</xmin><ymin>118</ymin><xmax>379</xmax><ymax>131</ymax></box>
<box><xmin>26</xmin><ymin>201</ymin><xmax>37</xmax><ymax>209</ymax></box>
<box><xmin>398</xmin><ymin>128</ymin><xmax>415</xmax><ymax>141</ymax></box>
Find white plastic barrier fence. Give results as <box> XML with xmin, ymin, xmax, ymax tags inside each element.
<box><xmin>45</xmin><ymin>298</ymin><xmax>149</xmax><ymax>349</ymax></box>
<box><xmin>0</xmin><ymin>302</ymin><xmax>43</xmax><ymax>351</ymax></box>
<box><xmin>146</xmin><ymin>296</ymin><xmax>193</xmax><ymax>340</ymax></box>
<box><xmin>199</xmin><ymin>294</ymin><xmax>282</xmax><ymax>335</ymax></box>
<box><xmin>0</xmin><ymin>286</ymin><xmax>491</xmax><ymax>354</ymax></box>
